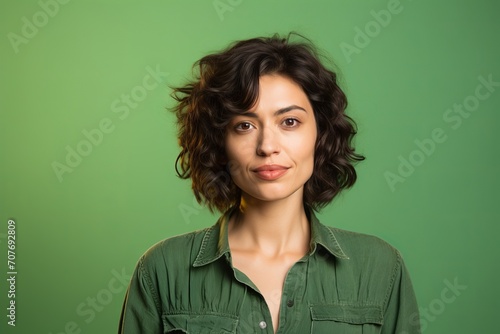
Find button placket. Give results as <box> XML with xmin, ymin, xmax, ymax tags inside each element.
<box><xmin>277</xmin><ymin>258</ymin><xmax>308</xmax><ymax>333</ymax></box>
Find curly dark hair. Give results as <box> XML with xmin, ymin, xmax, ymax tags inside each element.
<box><xmin>171</xmin><ymin>33</ymin><xmax>365</xmax><ymax>213</ymax></box>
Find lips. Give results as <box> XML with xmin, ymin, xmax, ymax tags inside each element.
<box><xmin>252</xmin><ymin>165</ymin><xmax>290</xmax><ymax>181</ymax></box>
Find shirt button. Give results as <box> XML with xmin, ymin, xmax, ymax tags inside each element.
<box><xmin>259</xmin><ymin>321</ymin><xmax>267</xmax><ymax>329</ymax></box>
<box><xmin>287</xmin><ymin>299</ymin><xmax>294</xmax><ymax>307</ymax></box>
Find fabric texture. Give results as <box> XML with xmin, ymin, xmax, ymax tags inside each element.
<box><xmin>118</xmin><ymin>210</ymin><xmax>421</xmax><ymax>333</ymax></box>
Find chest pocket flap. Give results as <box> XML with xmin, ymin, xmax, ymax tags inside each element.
<box><xmin>164</xmin><ymin>313</ymin><xmax>238</xmax><ymax>334</ymax></box>
<box><xmin>310</xmin><ymin>304</ymin><xmax>383</xmax><ymax>333</ymax></box>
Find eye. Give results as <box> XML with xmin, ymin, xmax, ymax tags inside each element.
<box><xmin>234</xmin><ymin>122</ymin><xmax>254</xmax><ymax>132</ymax></box>
<box><xmin>282</xmin><ymin>118</ymin><xmax>300</xmax><ymax>128</ymax></box>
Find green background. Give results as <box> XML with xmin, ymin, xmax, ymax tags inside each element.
<box><xmin>1</xmin><ymin>0</ymin><xmax>499</xmax><ymax>333</ymax></box>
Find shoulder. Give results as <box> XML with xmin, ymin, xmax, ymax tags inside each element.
<box><xmin>332</xmin><ymin>227</ymin><xmax>401</xmax><ymax>260</ymax></box>
<box><xmin>325</xmin><ymin>225</ymin><xmax>404</xmax><ymax>275</ymax></box>
<box><xmin>137</xmin><ymin>226</ymin><xmax>211</xmax><ymax>274</ymax></box>
<box><xmin>321</xmin><ymin>226</ymin><xmax>409</xmax><ymax>303</ymax></box>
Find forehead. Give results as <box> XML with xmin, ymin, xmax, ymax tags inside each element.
<box><xmin>248</xmin><ymin>75</ymin><xmax>312</xmax><ymax>113</ymax></box>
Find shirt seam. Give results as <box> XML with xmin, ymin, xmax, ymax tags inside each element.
<box><xmin>193</xmin><ymin>226</ymin><xmax>215</xmax><ymax>266</ymax></box>
<box><xmin>164</xmin><ymin>310</ymin><xmax>239</xmax><ymax>319</ymax></box>
<box><xmin>139</xmin><ymin>256</ymin><xmax>163</xmax><ymax>316</ymax></box>
<box><xmin>382</xmin><ymin>248</ymin><xmax>402</xmax><ymax>312</ymax></box>
<box><xmin>325</xmin><ymin>226</ymin><xmax>350</xmax><ymax>259</ymax></box>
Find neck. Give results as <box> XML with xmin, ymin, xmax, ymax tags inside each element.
<box><xmin>229</xmin><ymin>192</ymin><xmax>311</xmax><ymax>257</ymax></box>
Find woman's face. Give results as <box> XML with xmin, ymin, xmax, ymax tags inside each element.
<box><xmin>225</xmin><ymin>74</ymin><xmax>317</xmax><ymax>204</ymax></box>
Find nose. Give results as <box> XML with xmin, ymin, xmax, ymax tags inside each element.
<box><xmin>256</xmin><ymin>126</ymin><xmax>280</xmax><ymax>156</ymax></box>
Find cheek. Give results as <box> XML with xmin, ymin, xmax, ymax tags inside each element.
<box><xmin>226</xmin><ymin>159</ymin><xmax>243</xmax><ymax>180</ymax></box>
<box><xmin>225</xmin><ymin>138</ymin><xmax>253</xmax><ymax>176</ymax></box>
<box><xmin>299</xmin><ymin>131</ymin><xmax>317</xmax><ymax>175</ymax></box>
<box><xmin>289</xmin><ymin>129</ymin><xmax>317</xmax><ymax>161</ymax></box>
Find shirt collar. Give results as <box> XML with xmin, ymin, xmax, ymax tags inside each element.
<box><xmin>193</xmin><ymin>208</ymin><xmax>349</xmax><ymax>267</ymax></box>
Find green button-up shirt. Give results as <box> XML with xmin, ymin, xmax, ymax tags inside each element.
<box><xmin>119</xmin><ymin>210</ymin><xmax>420</xmax><ymax>333</ymax></box>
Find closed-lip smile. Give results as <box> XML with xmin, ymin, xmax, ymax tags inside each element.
<box><xmin>252</xmin><ymin>164</ymin><xmax>290</xmax><ymax>180</ymax></box>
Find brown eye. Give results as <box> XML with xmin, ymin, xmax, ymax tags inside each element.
<box><xmin>235</xmin><ymin>122</ymin><xmax>253</xmax><ymax>132</ymax></box>
<box><xmin>282</xmin><ymin>118</ymin><xmax>299</xmax><ymax>127</ymax></box>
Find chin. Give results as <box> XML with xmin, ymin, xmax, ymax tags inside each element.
<box><xmin>242</xmin><ymin>185</ymin><xmax>303</xmax><ymax>203</ymax></box>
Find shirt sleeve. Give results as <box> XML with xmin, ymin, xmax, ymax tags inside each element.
<box><xmin>381</xmin><ymin>251</ymin><xmax>421</xmax><ymax>334</ymax></box>
<box><xmin>118</xmin><ymin>257</ymin><xmax>163</xmax><ymax>334</ymax></box>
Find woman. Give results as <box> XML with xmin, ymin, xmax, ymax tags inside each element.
<box><xmin>119</xmin><ymin>33</ymin><xmax>420</xmax><ymax>334</ymax></box>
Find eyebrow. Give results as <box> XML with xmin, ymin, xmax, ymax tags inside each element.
<box><xmin>240</xmin><ymin>104</ymin><xmax>307</xmax><ymax>118</ymax></box>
